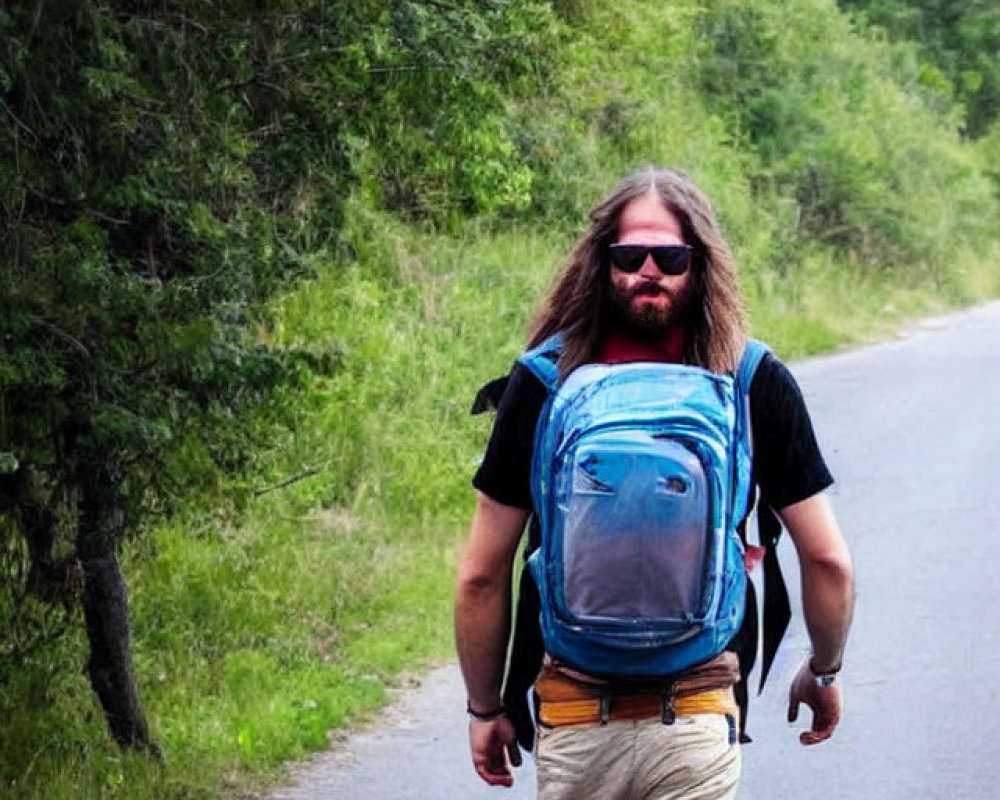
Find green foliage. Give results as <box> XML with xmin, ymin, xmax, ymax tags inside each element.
<box><xmin>838</xmin><ymin>0</ymin><xmax>1000</xmax><ymax>137</ymax></box>
<box><xmin>0</xmin><ymin>2</ymin><xmax>304</xmax><ymax>512</ymax></box>
<box><xmin>230</xmin><ymin>0</ymin><xmax>559</xmax><ymax>229</ymax></box>
<box><xmin>0</xmin><ymin>0</ymin><xmax>560</xmax><ymax>664</ymax></box>
<box><xmin>695</xmin><ymin>0</ymin><xmax>996</xmax><ymax>274</ymax></box>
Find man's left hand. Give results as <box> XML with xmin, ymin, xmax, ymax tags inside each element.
<box><xmin>469</xmin><ymin>714</ymin><xmax>521</xmax><ymax>786</ymax></box>
<box><xmin>787</xmin><ymin>660</ymin><xmax>843</xmax><ymax>745</ymax></box>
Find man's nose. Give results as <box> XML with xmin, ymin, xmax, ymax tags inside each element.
<box><xmin>636</xmin><ymin>253</ymin><xmax>662</xmax><ymax>279</ymax></box>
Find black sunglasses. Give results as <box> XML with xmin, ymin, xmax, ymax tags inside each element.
<box><xmin>607</xmin><ymin>243</ymin><xmax>692</xmax><ymax>276</ymax></box>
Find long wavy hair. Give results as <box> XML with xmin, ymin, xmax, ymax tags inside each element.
<box><xmin>527</xmin><ymin>166</ymin><xmax>748</xmax><ymax>377</ymax></box>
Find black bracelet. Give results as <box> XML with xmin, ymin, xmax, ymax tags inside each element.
<box><xmin>466</xmin><ymin>701</ymin><xmax>506</xmax><ymax>721</ymax></box>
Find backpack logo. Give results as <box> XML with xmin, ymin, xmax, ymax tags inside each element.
<box><xmin>520</xmin><ymin>336</ymin><xmax>767</xmax><ymax>678</ymax></box>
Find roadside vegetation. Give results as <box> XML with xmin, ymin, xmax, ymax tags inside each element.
<box><xmin>1</xmin><ymin>1</ymin><xmax>997</xmax><ymax>799</ymax></box>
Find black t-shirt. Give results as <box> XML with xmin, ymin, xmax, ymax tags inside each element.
<box><xmin>473</xmin><ymin>353</ymin><xmax>833</xmax><ymax>513</ymax></box>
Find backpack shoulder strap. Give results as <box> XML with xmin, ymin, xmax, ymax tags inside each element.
<box><xmin>517</xmin><ymin>333</ymin><xmax>562</xmax><ymax>392</ymax></box>
<box><xmin>732</xmin><ymin>336</ymin><xmax>786</xmax><ymax>740</ymax></box>
<box><xmin>503</xmin><ymin>334</ymin><xmax>562</xmax><ymax>751</ymax></box>
<box><xmin>470</xmin><ymin>332</ymin><xmax>565</xmax><ymax>415</ymax></box>
<box><xmin>736</xmin><ymin>338</ymin><xmax>770</xmax><ymax>395</ymax></box>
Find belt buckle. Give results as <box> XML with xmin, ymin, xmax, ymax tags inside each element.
<box><xmin>599</xmin><ymin>689</ymin><xmax>611</xmax><ymax>725</ymax></box>
<box><xmin>661</xmin><ymin>683</ymin><xmax>676</xmax><ymax>725</ymax></box>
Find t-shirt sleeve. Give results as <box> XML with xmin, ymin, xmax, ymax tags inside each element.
<box><xmin>749</xmin><ymin>353</ymin><xmax>834</xmax><ymax>510</ymax></box>
<box><xmin>472</xmin><ymin>362</ymin><xmax>547</xmax><ymax>510</ymax></box>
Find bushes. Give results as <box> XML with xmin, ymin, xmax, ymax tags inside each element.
<box><xmin>695</xmin><ymin>0</ymin><xmax>997</xmax><ymax>276</ymax></box>
<box><xmin>838</xmin><ymin>0</ymin><xmax>1000</xmax><ymax>138</ymax></box>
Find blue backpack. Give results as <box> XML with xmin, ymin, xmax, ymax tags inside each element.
<box><xmin>519</xmin><ymin>335</ymin><xmax>769</xmax><ymax>679</ymax></box>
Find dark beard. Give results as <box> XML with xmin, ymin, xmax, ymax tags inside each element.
<box><xmin>606</xmin><ymin>279</ymin><xmax>693</xmax><ymax>337</ymax></box>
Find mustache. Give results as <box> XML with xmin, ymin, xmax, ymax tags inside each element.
<box><xmin>630</xmin><ymin>281</ymin><xmax>673</xmax><ymax>298</ymax></box>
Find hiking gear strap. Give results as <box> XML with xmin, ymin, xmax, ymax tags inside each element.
<box><xmin>518</xmin><ymin>333</ymin><xmax>562</xmax><ymax>390</ymax></box>
<box><xmin>736</xmin><ymin>339</ymin><xmax>768</xmax><ymax>394</ymax></box>
<box><xmin>757</xmin><ymin>501</ymin><xmax>791</xmax><ymax>691</ymax></box>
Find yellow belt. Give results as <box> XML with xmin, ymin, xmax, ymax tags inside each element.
<box><xmin>537</xmin><ymin>678</ymin><xmax>738</xmax><ymax>728</ymax></box>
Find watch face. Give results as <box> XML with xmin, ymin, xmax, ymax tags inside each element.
<box><xmin>815</xmin><ymin>674</ymin><xmax>837</xmax><ymax>688</ymax></box>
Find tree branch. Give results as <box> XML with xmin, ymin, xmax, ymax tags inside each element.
<box><xmin>0</xmin><ymin>99</ymin><xmax>40</xmax><ymax>144</ymax></box>
<box><xmin>34</xmin><ymin>318</ymin><xmax>92</xmax><ymax>359</ymax></box>
<box><xmin>253</xmin><ymin>463</ymin><xmax>328</xmax><ymax>498</ymax></box>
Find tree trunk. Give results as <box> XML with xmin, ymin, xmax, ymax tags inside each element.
<box><xmin>75</xmin><ymin>447</ymin><xmax>159</xmax><ymax>756</ymax></box>
<box><xmin>79</xmin><ymin>552</ymin><xmax>160</xmax><ymax>756</ymax></box>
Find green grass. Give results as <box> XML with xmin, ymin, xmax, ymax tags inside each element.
<box><xmin>744</xmin><ymin>241</ymin><xmax>1000</xmax><ymax>358</ymax></box>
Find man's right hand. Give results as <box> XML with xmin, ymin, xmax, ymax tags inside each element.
<box><xmin>469</xmin><ymin>715</ymin><xmax>521</xmax><ymax>786</ymax></box>
<box><xmin>787</xmin><ymin>660</ymin><xmax>843</xmax><ymax>745</ymax></box>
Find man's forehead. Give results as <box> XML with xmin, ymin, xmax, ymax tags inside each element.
<box><xmin>616</xmin><ymin>192</ymin><xmax>683</xmax><ymax>240</ymax></box>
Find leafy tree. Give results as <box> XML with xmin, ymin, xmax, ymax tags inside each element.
<box><xmin>0</xmin><ymin>1</ymin><xmax>303</xmax><ymax>752</ymax></box>
<box><xmin>0</xmin><ymin>0</ymin><xmax>557</xmax><ymax>752</ymax></box>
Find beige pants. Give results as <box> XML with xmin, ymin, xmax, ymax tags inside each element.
<box><xmin>536</xmin><ymin>713</ymin><xmax>741</xmax><ymax>800</ymax></box>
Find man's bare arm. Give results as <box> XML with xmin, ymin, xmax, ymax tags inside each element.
<box><xmin>454</xmin><ymin>491</ymin><xmax>529</xmax><ymax>785</ymax></box>
<box><xmin>779</xmin><ymin>492</ymin><xmax>855</xmax><ymax>745</ymax></box>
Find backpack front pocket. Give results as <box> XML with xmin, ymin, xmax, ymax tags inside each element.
<box><xmin>558</xmin><ymin>430</ymin><xmax>713</xmax><ymax>627</ymax></box>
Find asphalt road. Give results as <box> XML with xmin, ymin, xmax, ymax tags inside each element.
<box><xmin>267</xmin><ymin>301</ymin><xmax>1000</xmax><ymax>800</ymax></box>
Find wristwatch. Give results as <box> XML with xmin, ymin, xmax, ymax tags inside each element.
<box><xmin>809</xmin><ymin>660</ymin><xmax>840</xmax><ymax>688</ymax></box>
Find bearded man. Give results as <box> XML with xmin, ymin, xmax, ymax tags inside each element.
<box><xmin>455</xmin><ymin>167</ymin><xmax>855</xmax><ymax>799</ymax></box>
